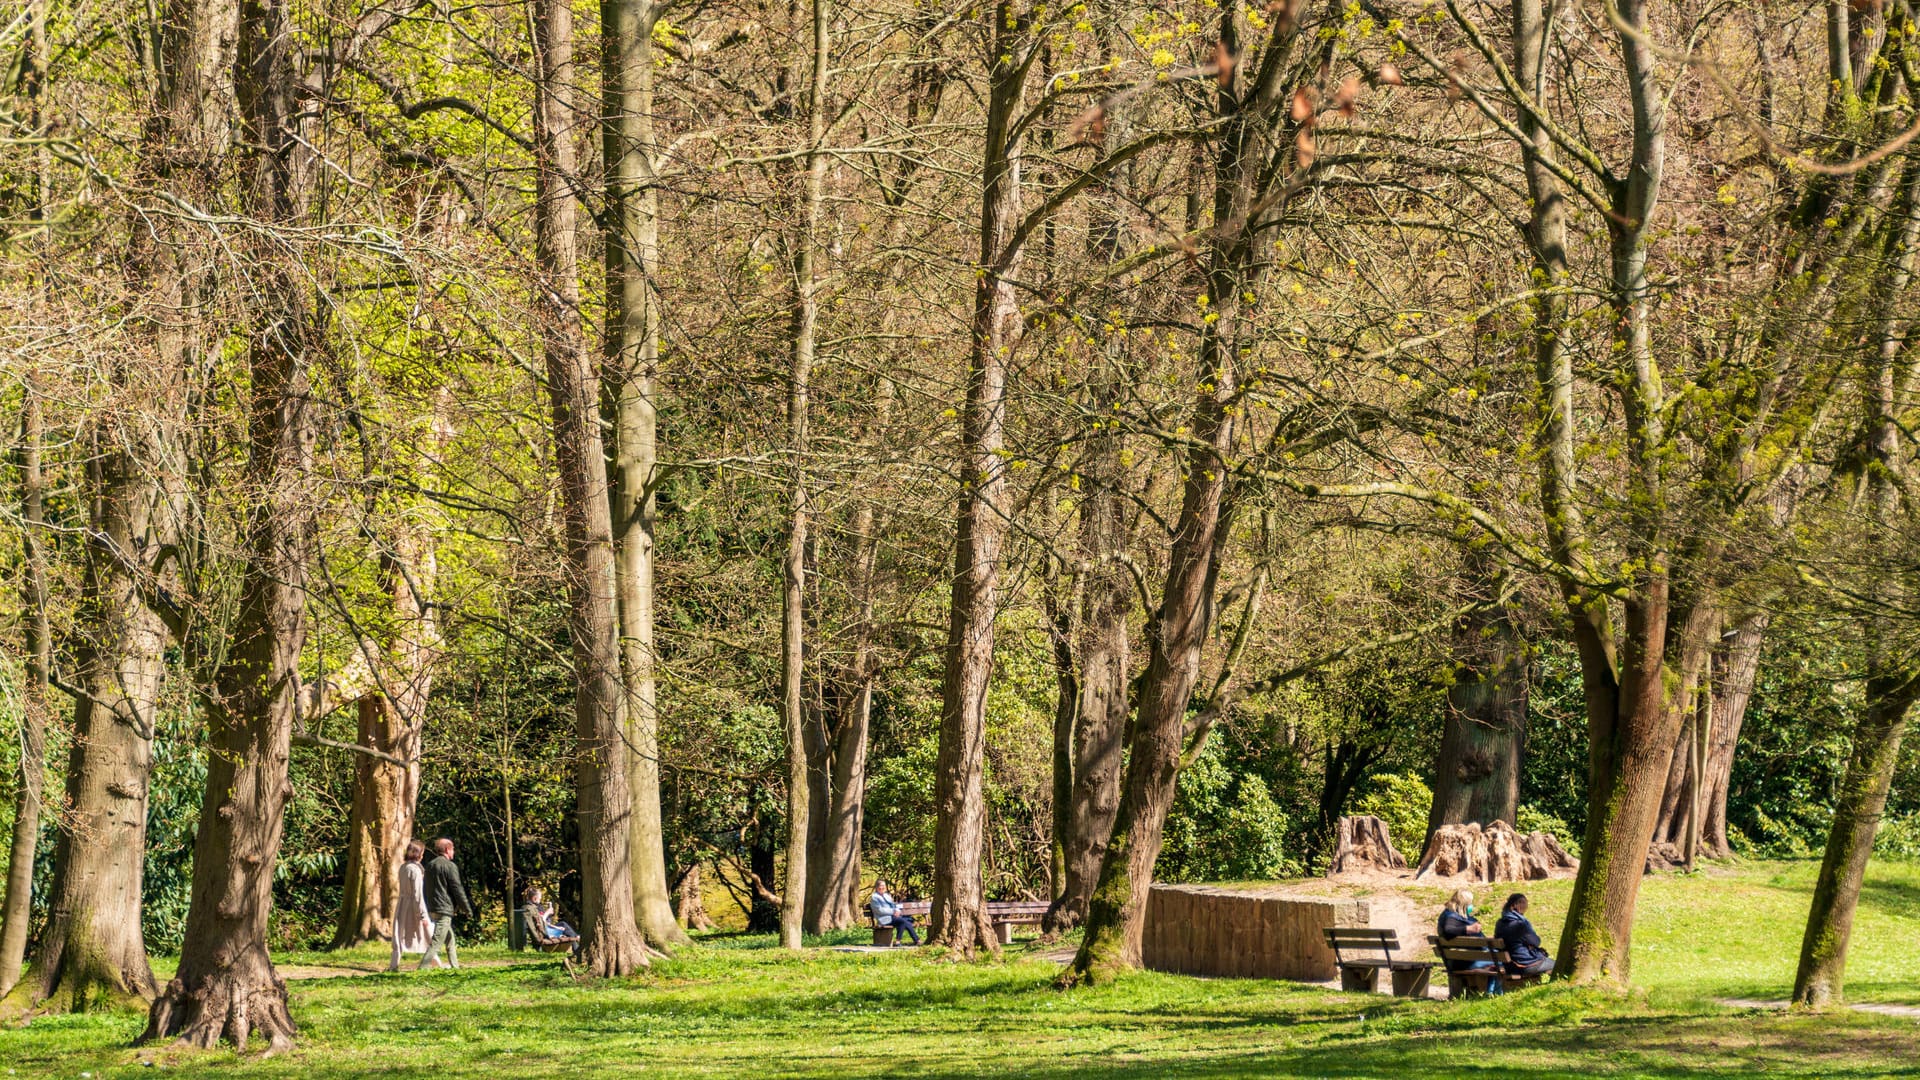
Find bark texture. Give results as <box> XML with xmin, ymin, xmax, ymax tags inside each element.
<box><xmin>2</xmin><ymin>383</ymin><xmax>51</xmax><ymax>998</ymax></box>
<box><xmin>1415</xmin><ymin>820</ymin><xmax>1577</xmax><ymax>881</ymax></box>
<box><xmin>537</xmin><ymin>0</ymin><xmax>649</xmax><ymax>978</ymax></box>
<box><xmin>1427</xmin><ymin>565</ymin><xmax>1527</xmax><ymax>837</ymax></box>
<box><xmin>331</xmin><ymin>505</ymin><xmax>439</xmax><ymax>948</ymax></box>
<box><xmin>602</xmin><ymin>0</ymin><xmax>688</xmax><ymax>952</ymax></box>
<box><xmin>931</xmin><ymin>5</ymin><xmax>1027</xmax><ymax>957</ymax></box>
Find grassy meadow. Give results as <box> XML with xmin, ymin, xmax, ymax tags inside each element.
<box><xmin>4</xmin><ymin>859</ymin><xmax>1918</xmax><ymax>1078</ymax></box>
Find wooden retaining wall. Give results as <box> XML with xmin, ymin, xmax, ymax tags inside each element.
<box><xmin>1141</xmin><ymin>885</ymin><xmax>1370</xmax><ymax>981</ymax></box>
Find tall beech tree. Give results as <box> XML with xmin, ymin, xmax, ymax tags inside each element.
<box><xmin>602</xmin><ymin>0</ymin><xmax>689</xmax><ymax>951</ymax></box>
<box><xmin>536</xmin><ymin>0</ymin><xmax>650</xmax><ymax>979</ymax></box>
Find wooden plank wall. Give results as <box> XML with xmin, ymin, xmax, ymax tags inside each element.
<box><xmin>1140</xmin><ymin>885</ymin><xmax>1370</xmax><ymax>981</ymax></box>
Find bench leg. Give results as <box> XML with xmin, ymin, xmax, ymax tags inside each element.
<box><xmin>874</xmin><ymin>927</ymin><xmax>894</xmax><ymax>947</ymax></box>
<box><xmin>1391</xmin><ymin>968</ymin><xmax>1431</xmax><ymax>998</ymax></box>
<box><xmin>995</xmin><ymin>921</ymin><xmax>1014</xmax><ymax>946</ymax></box>
<box><xmin>1339</xmin><ymin>967</ymin><xmax>1377</xmax><ymax>993</ymax></box>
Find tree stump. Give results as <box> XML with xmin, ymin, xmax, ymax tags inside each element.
<box><xmin>1644</xmin><ymin>841</ymin><xmax>1687</xmax><ymax>873</ymax></box>
<box><xmin>1329</xmin><ymin>815</ymin><xmax>1408</xmax><ymax>874</ymax></box>
<box><xmin>1415</xmin><ymin>820</ymin><xmax>1580</xmax><ymax>881</ymax></box>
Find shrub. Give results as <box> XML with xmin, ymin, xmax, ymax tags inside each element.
<box><xmin>1159</xmin><ymin>742</ymin><xmax>1303</xmax><ymax>882</ymax></box>
<box><xmin>1875</xmin><ymin>814</ymin><xmax>1920</xmax><ymax>861</ymax></box>
<box><xmin>1352</xmin><ymin>772</ymin><xmax>1433</xmax><ymax>861</ymax></box>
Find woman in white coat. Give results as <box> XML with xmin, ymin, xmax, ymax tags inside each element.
<box><xmin>389</xmin><ymin>839</ymin><xmax>435</xmax><ymax>971</ymax></box>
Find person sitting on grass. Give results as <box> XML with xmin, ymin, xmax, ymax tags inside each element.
<box><xmin>1494</xmin><ymin>893</ymin><xmax>1553</xmax><ymax>979</ymax></box>
<box><xmin>1437</xmin><ymin>888</ymin><xmax>1502</xmax><ymax>994</ymax></box>
<box><xmin>869</xmin><ymin>879</ymin><xmax>920</xmax><ymax>947</ymax></box>
<box><xmin>526</xmin><ymin>886</ymin><xmax>580</xmax><ymax>949</ymax></box>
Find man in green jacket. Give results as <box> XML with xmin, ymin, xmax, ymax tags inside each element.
<box><xmin>420</xmin><ymin>837</ymin><xmax>473</xmax><ymax>970</ymax></box>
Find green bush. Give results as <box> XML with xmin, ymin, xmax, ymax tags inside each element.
<box><xmin>1160</xmin><ymin>742</ymin><xmax>1303</xmax><ymax>882</ymax></box>
<box><xmin>1352</xmin><ymin>772</ymin><xmax>1433</xmax><ymax>860</ymax></box>
<box><xmin>1875</xmin><ymin>814</ymin><xmax>1920</xmax><ymax>861</ymax></box>
<box><xmin>1516</xmin><ymin>806</ymin><xmax>1582</xmax><ymax>860</ymax></box>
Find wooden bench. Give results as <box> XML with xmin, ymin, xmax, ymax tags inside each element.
<box><xmin>513</xmin><ymin>907</ymin><xmax>576</xmax><ymax>954</ymax></box>
<box><xmin>1427</xmin><ymin>935</ymin><xmax>1549</xmax><ymax>998</ymax></box>
<box><xmin>1322</xmin><ymin>927</ymin><xmax>1435</xmax><ymax>996</ymax></box>
<box><xmin>868</xmin><ymin>900</ymin><xmax>1052</xmax><ymax>946</ymax></box>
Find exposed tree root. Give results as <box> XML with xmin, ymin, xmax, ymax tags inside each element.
<box><xmin>140</xmin><ymin>962</ymin><xmax>296</xmax><ymax>1056</ymax></box>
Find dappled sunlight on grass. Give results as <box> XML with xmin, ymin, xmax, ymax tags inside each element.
<box><xmin>6</xmin><ymin>860</ymin><xmax>1919</xmax><ymax>1077</ymax></box>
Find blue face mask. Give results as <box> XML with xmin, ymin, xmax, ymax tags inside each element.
<box><xmin>1465</xmin><ymin>906</ymin><xmax>1476</xmax><ymax>916</ymax></box>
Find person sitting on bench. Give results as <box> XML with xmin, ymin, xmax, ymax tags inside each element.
<box><xmin>526</xmin><ymin>887</ymin><xmax>580</xmax><ymax>948</ymax></box>
<box><xmin>1437</xmin><ymin>888</ymin><xmax>1502</xmax><ymax>994</ymax></box>
<box><xmin>869</xmin><ymin>879</ymin><xmax>920</xmax><ymax>946</ymax></box>
<box><xmin>1494</xmin><ymin>893</ymin><xmax>1553</xmax><ymax>979</ymax></box>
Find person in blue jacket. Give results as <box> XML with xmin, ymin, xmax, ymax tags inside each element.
<box><xmin>1437</xmin><ymin>889</ymin><xmax>1502</xmax><ymax>994</ymax></box>
<box><xmin>1494</xmin><ymin>893</ymin><xmax>1554</xmax><ymax>978</ymax></box>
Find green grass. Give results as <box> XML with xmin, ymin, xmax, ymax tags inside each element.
<box><xmin>5</xmin><ymin>860</ymin><xmax>1919</xmax><ymax>1078</ymax></box>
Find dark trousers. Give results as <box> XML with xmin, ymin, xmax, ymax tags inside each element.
<box><xmin>888</xmin><ymin>915</ymin><xmax>920</xmax><ymax>946</ymax></box>
<box><xmin>1509</xmin><ymin>956</ymin><xmax>1554</xmax><ymax>977</ymax></box>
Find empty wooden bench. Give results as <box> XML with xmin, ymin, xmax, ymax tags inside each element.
<box><xmin>868</xmin><ymin>900</ymin><xmax>1051</xmax><ymax>946</ymax></box>
<box><xmin>1427</xmin><ymin>934</ymin><xmax>1549</xmax><ymax>998</ymax></box>
<box><xmin>1322</xmin><ymin>927</ymin><xmax>1435</xmax><ymax>997</ymax></box>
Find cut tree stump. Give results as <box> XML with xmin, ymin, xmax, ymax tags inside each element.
<box><xmin>1329</xmin><ymin>815</ymin><xmax>1408</xmax><ymax>874</ymax></box>
<box><xmin>1414</xmin><ymin>820</ymin><xmax>1578</xmax><ymax>882</ymax></box>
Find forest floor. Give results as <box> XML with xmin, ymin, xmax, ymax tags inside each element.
<box><xmin>5</xmin><ymin>859</ymin><xmax>1918</xmax><ymax>1078</ymax></box>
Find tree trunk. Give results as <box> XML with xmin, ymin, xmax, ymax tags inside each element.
<box><xmin>536</xmin><ymin>0</ymin><xmax>648</xmax><ymax>978</ymax></box>
<box><xmin>1651</xmin><ymin>604</ymin><xmax>1721</xmax><ymax>848</ymax></box>
<box><xmin>602</xmin><ymin>0</ymin><xmax>688</xmax><ymax>953</ymax></box>
<box><xmin>32</xmin><ymin>0</ymin><xmax>236</xmax><ymax>1014</ymax></box>
<box><xmin>332</xmin><ymin>504</ymin><xmax>439</xmax><ymax>948</ymax></box>
<box><xmin>1793</xmin><ymin>162</ymin><xmax>1920</xmax><ymax>1009</ymax></box>
<box><xmin>931</xmin><ymin>6</ymin><xmax>1027</xmax><ymax>958</ymax></box>
<box><xmin>1795</xmin><ymin>676</ymin><xmax>1919</xmax><ymax>1006</ymax></box>
<box><xmin>675</xmin><ymin>862</ymin><xmax>714</xmax><ymax>930</ymax></box>
<box><xmin>0</xmin><ymin>0</ymin><xmax>51</xmax><ymax>1002</ymax></box>
<box><xmin>1701</xmin><ymin>613</ymin><xmax>1768</xmax><ymax>858</ymax></box>
<box><xmin>778</xmin><ymin>0</ymin><xmax>830</xmax><ymax>949</ymax></box>
<box><xmin>1427</xmin><ymin>562</ymin><xmax>1527</xmax><ymax>837</ymax></box>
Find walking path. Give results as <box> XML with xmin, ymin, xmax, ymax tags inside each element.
<box><xmin>1716</xmin><ymin>997</ymin><xmax>1920</xmax><ymax>1019</ymax></box>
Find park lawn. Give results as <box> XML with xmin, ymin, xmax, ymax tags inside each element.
<box><xmin>3</xmin><ymin>859</ymin><xmax>1917</xmax><ymax>1079</ymax></box>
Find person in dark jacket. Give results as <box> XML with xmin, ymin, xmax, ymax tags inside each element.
<box><xmin>1437</xmin><ymin>888</ymin><xmax>1501</xmax><ymax>993</ymax></box>
<box><xmin>419</xmin><ymin>837</ymin><xmax>473</xmax><ymax>971</ymax></box>
<box><xmin>1494</xmin><ymin>893</ymin><xmax>1554</xmax><ymax>978</ymax></box>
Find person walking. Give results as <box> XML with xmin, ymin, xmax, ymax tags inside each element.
<box><xmin>419</xmin><ymin>837</ymin><xmax>473</xmax><ymax>970</ymax></box>
<box><xmin>388</xmin><ymin>839</ymin><xmax>434</xmax><ymax>972</ymax></box>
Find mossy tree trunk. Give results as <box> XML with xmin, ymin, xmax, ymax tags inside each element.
<box><xmin>2</xmin><ymin>381</ymin><xmax>51</xmax><ymax>999</ymax></box>
<box><xmin>1426</xmin><ymin>559</ymin><xmax>1527</xmax><ymax>839</ymax></box>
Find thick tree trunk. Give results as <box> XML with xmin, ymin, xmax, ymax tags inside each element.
<box><xmin>2</xmin><ymin>384</ymin><xmax>50</xmax><ymax>998</ymax></box>
<box><xmin>1427</xmin><ymin>563</ymin><xmax>1527</xmax><ymax>836</ymax></box>
<box><xmin>33</xmin><ymin>425</ymin><xmax>177</xmax><ymax>1012</ymax></box>
<box><xmin>1701</xmin><ymin>613</ymin><xmax>1767</xmax><ymax>858</ymax></box>
<box><xmin>332</xmin><ymin>513</ymin><xmax>438</xmax><ymax>948</ymax></box>
<box><xmin>32</xmin><ymin>0</ymin><xmax>236</xmax><ymax>1014</ymax></box>
<box><xmin>602</xmin><ymin>0</ymin><xmax>688</xmax><ymax>953</ymax></box>
<box><xmin>675</xmin><ymin>862</ymin><xmax>715</xmax><ymax>930</ymax></box>
<box><xmin>931</xmin><ymin>9</ymin><xmax>1026</xmax><ymax>958</ymax></box>
<box><xmin>536</xmin><ymin>0</ymin><xmax>649</xmax><ymax>978</ymax></box>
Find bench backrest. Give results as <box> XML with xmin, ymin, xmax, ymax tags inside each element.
<box><xmin>1324</xmin><ymin>927</ymin><xmax>1399</xmax><ymax>964</ymax></box>
<box><xmin>1427</xmin><ymin>934</ymin><xmax>1510</xmax><ymax>967</ymax></box>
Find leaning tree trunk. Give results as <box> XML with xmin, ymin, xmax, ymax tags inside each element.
<box><xmin>1700</xmin><ymin>613</ymin><xmax>1767</xmax><ymax>857</ymax></box>
<box><xmin>1426</xmin><ymin>560</ymin><xmax>1527</xmax><ymax>837</ymax></box>
<box><xmin>1793</xmin><ymin>163</ymin><xmax>1920</xmax><ymax>1009</ymax></box>
<box><xmin>930</xmin><ymin>9</ymin><xmax>1027</xmax><ymax>958</ymax></box>
<box><xmin>603</xmin><ymin>0</ymin><xmax>688</xmax><ymax>952</ymax></box>
<box><xmin>332</xmin><ymin>510</ymin><xmax>439</xmax><ymax>948</ymax></box>
<box><xmin>1651</xmin><ymin>603</ymin><xmax>1721</xmax><ymax>850</ymax></box>
<box><xmin>536</xmin><ymin>0</ymin><xmax>649</xmax><ymax>978</ymax></box>
<box><xmin>2</xmin><ymin>381</ymin><xmax>51</xmax><ymax>999</ymax></box>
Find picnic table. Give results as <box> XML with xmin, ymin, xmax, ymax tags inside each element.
<box><xmin>871</xmin><ymin>900</ymin><xmax>1052</xmax><ymax>946</ymax></box>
